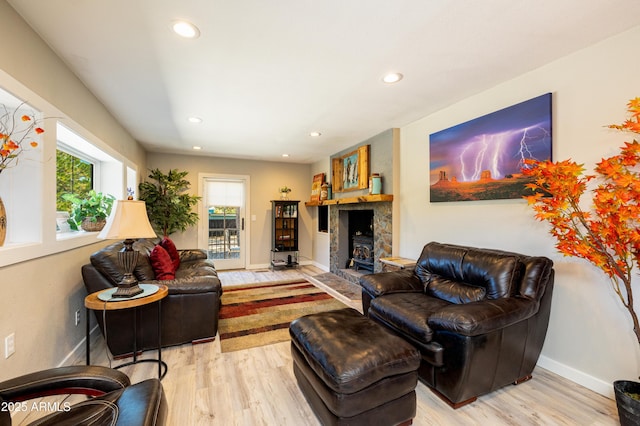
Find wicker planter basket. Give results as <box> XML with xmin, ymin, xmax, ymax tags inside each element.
<box><xmin>81</xmin><ymin>217</ymin><xmax>106</xmax><ymax>232</ymax></box>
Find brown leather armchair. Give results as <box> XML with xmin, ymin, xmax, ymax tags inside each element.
<box><xmin>82</xmin><ymin>239</ymin><xmax>222</xmax><ymax>356</ymax></box>
<box><xmin>360</xmin><ymin>242</ymin><xmax>554</xmax><ymax>408</ymax></box>
<box><xmin>0</xmin><ymin>365</ymin><xmax>166</xmax><ymax>425</ymax></box>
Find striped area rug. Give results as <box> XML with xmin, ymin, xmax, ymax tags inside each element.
<box><xmin>218</xmin><ymin>278</ymin><xmax>348</xmax><ymax>353</ymax></box>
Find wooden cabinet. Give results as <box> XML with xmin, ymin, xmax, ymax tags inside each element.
<box><xmin>271</xmin><ymin>200</ymin><xmax>299</xmax><ymax>268</ymax></box>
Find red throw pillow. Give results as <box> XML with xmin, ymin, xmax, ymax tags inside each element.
<box><xmin>150</xmin><ymin>245</ymin><xmax>176</xmax><ymax>280</ymax></box>
<box><xmin>159</xmin><ymin>237</ymin><xmax>180</xmax><ymax>271</ymax></box>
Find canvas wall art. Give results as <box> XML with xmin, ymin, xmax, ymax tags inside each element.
<box><xmin>429</xmin><ymin>93</ymin><xmax>552</xmax><ymax>202</ymax></box>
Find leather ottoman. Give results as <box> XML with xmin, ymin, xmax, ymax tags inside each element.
<box><xmin>289</xmin><ymin>308</ymin><xmax>421</xmax><ymax>426</ymax></box>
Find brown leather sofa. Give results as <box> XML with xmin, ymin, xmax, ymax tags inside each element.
<box><xmin>0</xmin><ymin>365</ymin><xmax>166</xmax><ymax>425</ymax></box>
<box><xmin>360</xmin><ymin>242</ymin><xmax>554</xmax><ymax>408</ymax></box>
<box><xmin>82</xmin><ymin>239</ymin><xmax>222</xmax><ymax>356</ymax></box>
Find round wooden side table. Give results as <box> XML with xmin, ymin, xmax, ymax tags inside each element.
<box><xmin>85</xmin><ymin>284</ymin><xmax>168</xmax><ymax>379</ymax></box>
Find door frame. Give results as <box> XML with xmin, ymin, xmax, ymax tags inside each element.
<box><xmin>198</xmin><ymin>173</ymin><xmax>250</xmax><ymax>270</ymax></box>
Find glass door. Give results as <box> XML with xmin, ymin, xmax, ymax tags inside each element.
<box><xmin>199</xmin><ymin>175</ymin><xmax>248</xmax><ymax>270</ymax></box>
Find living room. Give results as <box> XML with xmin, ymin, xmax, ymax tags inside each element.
<box><xmin>1</xmin><ymin>0</ymin><xmax>640</xmax><ymax>424</ymax></box>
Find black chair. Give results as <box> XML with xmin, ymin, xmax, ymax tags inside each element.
<box><xmin>0</xmin><ymin>365</ymin><xmax>167</xmax><ymax>425</ymax></box>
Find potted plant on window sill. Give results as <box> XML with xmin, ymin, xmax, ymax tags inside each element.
<box><xmin>522</xmin><ymin>98</ymin><xmax>640</xmax><ymax>425</ymax></box>
<box><xmin>62</xmin><ymin>190</ymin><xmax>115</xmax><ymax>232</ymax></box>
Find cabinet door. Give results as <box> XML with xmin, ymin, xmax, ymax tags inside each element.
<box><xmin>272</xmin><ymin>201</ymin><xmax>299</xmax><ymax>251</ymax></box>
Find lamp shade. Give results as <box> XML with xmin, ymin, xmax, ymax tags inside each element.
<box><xmin>98</xmin><ymin>200</ymin><xmax>157</xmax><ymax>240</ymax></box>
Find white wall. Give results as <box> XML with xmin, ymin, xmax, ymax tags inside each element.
<box><xmin>398</xmin><ymin>25</ymin><xmax>640</xmax><ymax>397</ymax></box>
<box><xmin>146</xmin><ymin>152</ymin><xmax>313</xmax><ymax>268</ymax></box>
<box><xmin>310</xmin><ymin>158</ymin><xmax>331</xmax><ymax>270</ymax></box>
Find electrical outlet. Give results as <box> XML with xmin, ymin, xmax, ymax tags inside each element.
<box><xmin>74</xmin><ymin>310</ymin><xmax>81</xmax><ymax>326</ymax></box>
<box><xmin>5</xmin><ymin>333</ymin><xmax>15</xmax><ymax>358</ymax></box>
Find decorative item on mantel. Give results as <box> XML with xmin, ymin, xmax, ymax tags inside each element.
<box><xmin>522</xmin><ymin>97</ymin><xmax>640</xmax><ymax>426</ymax></box>
<box><xmin>310</xmin><ymin>173</ymin><xmax>324</xmax><ymax>203</ymax></box>
<box><xmin>369</xmin><ymin>173</ymin><xmax>382</xmax><ymax>195</ymax></box>
<box><xmin>279</xmin><ymin>186</ymin><xmax>292</xmax><ymax>200</ymax></box>
<box><xmin>0</xmin><ymin>103</ymin><xmax>45</xmax><ymax>247</ymax></box>
<box><xmin>320</xmin><ymin>182</ymin><xmax>329</xmax><ymax>201</ymax></box>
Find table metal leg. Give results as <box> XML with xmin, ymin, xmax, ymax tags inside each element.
<box><xmin>158</xmin><ymin>299</ymin><xmax>162</xmax><ymax>379</ymax></box>
<box><xmin>132</xmin><ymin>307</ymin><xmax>137</xmax><ymax>362</ymax></box>
<box><xmin>85</xmin><ymin>307</ymin><xmax>90</xmax><ymax>365</ymax></box>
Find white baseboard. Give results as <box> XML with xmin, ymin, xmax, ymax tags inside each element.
<box><xmin>247</xmin><ymin>262</ymin><xmax>270</xmax><ymax>270</ymax></box>
<box><xmin>57</xmin><ymin>325</ymin><xmax>100</xmax><ymax>367</ymax></box>
<box><xmin>537</xmin><ymin>355</ymin><xmax>614</xmax><ymax>399</ymax></box>
<box><xmin>246</xmin><ymin>259</ymin><xmax>319</xmax><ymax>270</ymax></box>
<box><xmin>309</xmin><ymin>261</ymin><xmax>329</xmax><ymax>272</ymax></box>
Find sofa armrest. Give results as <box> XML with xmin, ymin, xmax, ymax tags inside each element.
<box><xmin>428</xmin><ymin>297</ymin><xmax>539</xmax><ymax>336</ymax></box>
<box><xmin>360</xmin><ymin>269</ymin><xmax>422</xmax><ymax>298</ymax></box>
<box><xmin>82</xmin><ymin>264</ymin><xmax>116</xmax><ymax>293</ymax></box>
<box><xmin>179</xmin><ymin>249</ymin><xmax>208</xmax><ymax>262</ymax></box>
<box><xmin>0</xmin><ymin>366</ymin><xmax>130</xmax><ymax>401</ymax></box>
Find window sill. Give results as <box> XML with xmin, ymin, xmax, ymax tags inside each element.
<box><xmin>0</xmin><ymin>232</ymin><xmax>102</xmax><ymax>268</ymax></box>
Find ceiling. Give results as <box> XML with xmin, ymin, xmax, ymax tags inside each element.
<box><xmin>8</xmin><ymin>1</ymin><xmax>640</xmax><ymax>164</ymax></box>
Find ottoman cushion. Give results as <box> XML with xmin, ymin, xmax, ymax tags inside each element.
<box><xmin>290</xmin><ymin>308</ymin><xmax>421</xmax><ymax>422</ymax></box>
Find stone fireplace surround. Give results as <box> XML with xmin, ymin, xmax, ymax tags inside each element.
<box><xmin>329</xmin><ymin>201</ymin><xmax>392</xmax><ymax>284</ymax></box>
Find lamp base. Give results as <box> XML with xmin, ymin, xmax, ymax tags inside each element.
<box><xmin>112</xmin><ymin>272</ymin><xmax>144</xmax><ymax>298</ymax></box>
<box><xmin>112</xmin><ymin>283</ymin><xmax>144</xmax><ymax>298</ymax></box>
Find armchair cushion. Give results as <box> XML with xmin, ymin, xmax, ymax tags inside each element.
<box><xmin>426</xmin><ymin>277</ymin><xmax>486</xmax><ymax>304</ymax></box>
<box><xmin>369</xmin><ymin>293</ymin><xmax>448</xmax><ymax>343</ymax></box>
<box><xmin>415</xmin><ymin>243</ymin><xmax>523</xmax><ymax>300</ymax></box>
<box><xmin>427</xmin><ymin>297</ymin><xmax>539</xmax><ymax>336</ymax></box>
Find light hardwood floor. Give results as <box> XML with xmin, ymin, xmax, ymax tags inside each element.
<box><xmin>16</xmin><ymin>266</ymin><xmax>619</xmax><ymax>425</ymax></box>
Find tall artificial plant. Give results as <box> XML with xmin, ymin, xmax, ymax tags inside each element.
<box><xmin>138</xmin><ymin>168</ymin><xmax>200</xmax><ymax>237</ymax></box>
<box><xmin>522</xmin><ymin>98</ymin><xmax>640</xmax><ymax>346</ymax></box>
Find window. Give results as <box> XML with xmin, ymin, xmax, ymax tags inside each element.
<box><xmin>56</xmin><ymin>149</ymin><xmax>94</xmax><ymax>212</ymax></box>
<box><xmin>0</xmin><ymin>75</ymin><xmax>135</xmax><ymax>267</ymax></box>
<box><xmin>55</xmin><ymin>122</ymin><xmax>122</xmax><ymax>237</ymax></box>
<box><xmin>127</xmin><ymin>166</ymin><xmax>137</xmax><ymax>199</ymax></box>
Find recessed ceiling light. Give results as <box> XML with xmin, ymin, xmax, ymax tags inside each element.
<box><xmin>188</xmin><ymin>116</ymin><xmax>202</xmax><ymax>123</ymax></box>
<box><xmin>382</xmin><ymin>72</ymin><xmax>403</xmax><ymax>84</ymax></box>
<box><xmin>282</xmin><ymin>154</ymin><xmax>290</xmax><ymax>158</ymax></box>
<box><xmin>172</xmin><ymin>20</ymin><xmax>200</xmax><ymax>39</ymax></box>
<box><xmin>309</xmin><ymin>131</ymin><xmax>322</xmax><ymax>137</ymax></box>
<box><xmin>192</xmin><ymin>146</ymin><xmax>202</xmax><ymax>150</ymax></box>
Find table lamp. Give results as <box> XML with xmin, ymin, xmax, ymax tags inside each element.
<box><xmin>98</xmin><ymin>199</ymin><xmax>157</xmax><ymax>298</ymax></box>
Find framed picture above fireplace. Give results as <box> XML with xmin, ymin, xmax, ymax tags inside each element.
<box><xmin>332</xmin><ymin>144</ymin><xmax>369</xmax><ymax>193</ymax></box>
